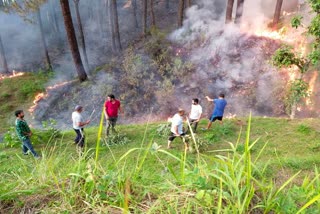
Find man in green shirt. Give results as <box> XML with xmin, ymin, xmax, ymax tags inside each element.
<box><xmin>15</xmin><ymin>110</ymin><xmax>39</xmax><ymax>158</ymax></box>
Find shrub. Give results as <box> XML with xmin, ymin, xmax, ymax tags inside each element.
<box><xmin>156</xmin><ymin>123</ymin><xmax>171</xmax><ymax>137</ymax></box>
<box><xmin>2</xmin><ymin>126</ymin><xmax>20</xmax><ymax>148</ymax></box>
<box><xmin>103</xmin><ymin>133</ymin><xmax>130</xmax><ymax>146</ymax></box>
<box><xmin>297</xmin><ymin>124</ymin><xmax>311</xmax><ymax>134</ymax></box>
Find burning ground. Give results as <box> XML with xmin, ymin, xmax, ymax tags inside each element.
<box><xmin>26</xmin><ymin>0</ymin><xmax>319</xmax><ymax>129</ymax></box>
<box><xmin>29</xmin><ymin>28</ymin><xmax>284</xmax><ymax>129</ymax></box>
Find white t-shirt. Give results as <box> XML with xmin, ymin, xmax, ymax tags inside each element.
<box><xmin>72</xmin><ymin>111</ymin><xmax>83</xmax><ymax>130</ymax></box>
<box><xmin>189</xmin><ymin>104</ymin><xmax>202</xmax><ymax>120</ymax></box>
<box><xmin>170</xmin><ymin>113</ymin><xmax>183</xmax><ymax>134</ymax></box>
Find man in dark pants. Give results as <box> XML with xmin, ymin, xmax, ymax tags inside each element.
<box><xmin>15</xmin><ymin>110</ymin><xmax>40</xmax><ymax>158</ymax></box>
<box><xmin>188</xmin><ymin>98</ymin><xmax>202</xmax><ymax>133</ymax></box>
<box><xmin>72</xmin><ymin>105</ymin><xmax>90</xmax><ymax>148</ymax></box>
<box><xmin>168</xmin><ymin>108</ymin><xmax>189</xmax><ymax>151</ymax></box>
<box><xmin>104</xmin><ymin>94</ymin><xmax>122</xmax><ymax>136</ymax></box>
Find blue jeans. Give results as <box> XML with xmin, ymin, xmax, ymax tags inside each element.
<box><xmin>22</xmin><ymin>138</ymin><xmax>39</xmax><ymax>157</ymax></box>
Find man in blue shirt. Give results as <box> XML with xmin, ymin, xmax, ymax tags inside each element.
<box><xmin>203</xmin><ymin>93</ymin><xmax>227</xmax><ymax>130</ymax></box>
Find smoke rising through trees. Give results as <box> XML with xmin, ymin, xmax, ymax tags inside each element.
<box><xmin>0</xmin><ymin>0</ymin><xmax>314</xmax><ymax>129</ymax></box>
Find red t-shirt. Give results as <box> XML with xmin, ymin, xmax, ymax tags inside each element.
<box><xmin>105</xmin><ymin>100</ymin><xmax>121</xmax><ymax>117</ymax></box>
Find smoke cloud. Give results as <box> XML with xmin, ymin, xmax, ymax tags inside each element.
<box><xmin>1</xmin><ymin>0</ymin><xmax>313</xmax><ymax>130</ymax></box>
<box><xmin>169</xmin><ymin>0</ymin><xmax>287</xmax><ymax>117</ymax></box>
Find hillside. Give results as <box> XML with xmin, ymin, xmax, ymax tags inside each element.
<box><xmin>1</xmin><ymin>0</ymin><xmax>320</xmax><ymax>212</ymax></box>
<box><xmin>1</xmin><ymin>117</ymin><xmax>320</xmax><ymax>212</ymax></box>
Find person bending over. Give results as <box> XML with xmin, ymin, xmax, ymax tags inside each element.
<box><xmin>168</xmin><ymin>108</ymin><xmax>189</xmax><ymax>151</ymax></box>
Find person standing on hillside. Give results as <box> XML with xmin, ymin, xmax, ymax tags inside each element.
<box><xmin>72</xmin><ymin>105</ymin><xmax>90</xmax><ymax>149</ymax></box>
<box><xmin>104</xmin><ymin>94</ymin><xmax>122</xmax><ymax>136</ymax></box>
<box><xmin>168</xmin><ymin>108</ymin><xmax>189</xmax><ymax>151</ymax></box>
<box><xmin>203</xmin><ymin>93</ymin><xmax>227</xmax><ymax>130</ymax></box>
<box><xmin>188</xmin><ymin>98</ymin><xmax>202</xmax><ymax>133</ymax></box>
<box><xmin>15</xmin><ymin>110</ymin><xmax>40</xmax><ymax>158</ymax></box>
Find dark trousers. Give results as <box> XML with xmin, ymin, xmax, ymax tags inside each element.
<box><xmin>106</xmin><ymin>117</ymin><xmax>118</xmax><ymax>135</ymax></box>
<box><xmin>168</xmin><ymin>132</ymin><xmax>188</xmax><ymax>143</ymax></box>
<box><xmin>186</xmin><ymin>119</ymin><xmax>199</xmax><ymax>133</ymax></box>
<box><xmin>74</xmin><ymin>128</ymin><xmax>85</xmax><ymax>147</ymax></box>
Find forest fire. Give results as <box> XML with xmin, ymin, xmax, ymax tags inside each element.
<box><xmin>253</xmin><ymin>29</ymin><xmax>285</xmax><ymax>41</ymax></box>
<box><xmin>46</xmin><ymin>80</ymin><xmax>75</xmax><ymax>90</ymax></box>
<box><xmin>33</xmin><ymin>93</ymin><xmax>46</xmax><ymax>104</ymax></box>
<box><xmin>29</xmin><ymin>93</ymin><xmax>47</xmax><ymax>113</ymax></box>
<box><xmin>306</xmin><ymin>71</ymin><xmax>318</xmax><ymax>108</ymax></box>
<box><xmin>28</xmin><ymin>80</ymin><xmax>75</xmax><ymax>114</ymax></box>
<box><xmin>0</xmin><ymin>70</ymin><xmax>24</xmax><ymax>80</ymax></box>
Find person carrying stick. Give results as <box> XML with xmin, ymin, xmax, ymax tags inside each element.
<box><xmin>72</xmin><ymin>105</ymin><xmax>90</xmax><ymax>149</ymax></box>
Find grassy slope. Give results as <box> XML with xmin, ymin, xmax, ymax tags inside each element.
<box><xmin>2</xmin><ymin>73</ymin><xmax>320</xmax><ymax>212</ymax></box>
<box><xmin>1</xmin><ymin>117</ymin><xmax>320</xmax><ymax>211</ymax></box>
<box><xmin>0</xmin><ymin>72</ymin><xmax>49</xmax><ymax>133</ymax></box>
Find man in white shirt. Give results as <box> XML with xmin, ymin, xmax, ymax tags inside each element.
<box><xmin>188</xmin><ymin>98</ymin><xmax>202</xmax><ymax>133</ymax></box>
<box><xmin>72</xmin><ymin>105</ymin><xmax>90</xmax><ymax>148</ymax></box>
<box><xmin>168</xmin><ymin>108</ymin><xmax>189</xmax><ymax>150</ymax></box>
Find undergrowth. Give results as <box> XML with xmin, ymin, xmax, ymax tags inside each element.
<box><xmin>1</xmin><ymin>116</ymin><xmax>320</xmax><ymax>212</ymax></box>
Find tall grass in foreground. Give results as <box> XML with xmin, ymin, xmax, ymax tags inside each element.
<box><xmin>2</xmin><ymin>115</ymin><xmax>320</xmax><ymax>213</ymax></box>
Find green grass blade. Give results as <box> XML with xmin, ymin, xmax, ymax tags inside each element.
<box><xmin>94</xmin><ymin>106</ymin><xmax>105</xmax><ymax>169</ymax></box>
<box><xmin>297</xmin><ymin>194</ymin><xmax>320</xmax><ymax>214</ymax></box>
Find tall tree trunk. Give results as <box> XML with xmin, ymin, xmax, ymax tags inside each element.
<box><xmin>165</xmin><ymin>0</ymin><xmax>169</xmax><ymax>9</ymax></box>
<box><xmin>108</xmin><ymin>0</ymin><xmax>116</xmax><ymax>51</ymax></box>
<box><xmin>225</xmin><ymin>0</ymin><xmax>234</xmax><ymax>24</ymax></box>
<box><xmin>73</xmin><ymin>0</ymin><xmax>89</xmax><ymax>70</ymax></box>
<box><xmin>234</xmin><ymin>0</ymin><xmax>244</xmax><ymax>24</ymax></box>
<box><xmin>0</xmin><ymin>34</ymin><xmax>10</xmax><ymax>74</ymax></box>
<box><xmin>290</xmin><ymin>101</ymin><xmax>297</xmax><ymax>119</ymax></box>
<box><xmin>96</xmin><ymin>0</ymin><xmax>104</xmax><ymax>39</ymax></box>
<box><xmin>50</xmin><ymin>0</ymin><xmax>60</xmax><ymax>33</ymax></box>
<box><xmin>87</xmin><ymin>2</ymin><xmax>93</xmax><ymax>21</ymax></box>
<box><xmin>37</xmin><ymin>8</ymin><xmax>52</xmax><ymax>70</ymax></box>
<box><xmin>111</xmin><ymin>0</ymin><xmax>122</xmax><ymax>51</ymax></box>
<box><xmin>132</xmin><ymin>0</ymin><xmax>138</xmax><ymax>28</ymax></box>
<box><xmin>60</xmin><ymin>0</ymin><xmax>87</xmax><ymax>82</ymax></box>
<box><xmin>186</xmin><ymin>0</ymin><xmax>191</xmax><ymax>8</ymax></box>
<box><xmin>150</xmin><ymin>0</ymin><xmax>156</xmax><ymax>27</ymax></box>
<box><xmin>142</xmin><ymin>0</ymin><xmax>147</xmax><ymax>36</ymax></box>
<box><xmin>272</xmin><ymin>0</ymin><xmax>283</xmax><ymax>28</ymax></box>
<box><xmin>178</xmin><ymin>0</ymin><xmax>185</xmax><ymax>27</ymax></box>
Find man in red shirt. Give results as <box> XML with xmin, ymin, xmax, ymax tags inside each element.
<box><xmin>104</xmin><ymin>94</ymin><xmax>122</xmax><ymax>136</ymax></box>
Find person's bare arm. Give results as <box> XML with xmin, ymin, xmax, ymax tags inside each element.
<box><xmin>77</xmin><ymin>120</ymin><xmax>90</xmax><ymax>127</ymax></box>
<box><xmin>205</xmin><ymin>96</ymin><xmax>214</xmax><ymax>102</ymax></box>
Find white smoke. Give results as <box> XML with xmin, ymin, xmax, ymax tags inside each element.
<box><xmin>169</xmin><ymin>0</ymin><xmax>287</xmax><ymax>117</ymax></box>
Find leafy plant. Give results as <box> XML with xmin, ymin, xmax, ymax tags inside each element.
<box><xmin>297</xmin><ymin>124</ymin><xmax>311</xmax><ymax>134</ymax></box>
<box><xmin>103</xmin><ymin>133</ymin><xmax>130</xmax><ymax>146</ymax></box>
<box><xmin>271</xmin><ymin>0</ymin><xmax>320</xmax><ymax>118</ymax></box>
<box><xmin>291</xmin><ymin>15</ymin><xmax>303</xmax><ymax>29</ymax></box>
<box><xmin>156</xmin><ymin>123</ymin><xmax>170</xmax><ymax>136</ymax></box>
<box><xmin>2</xmin><ymin>126</ymin><xmax>20</xmax><ymax>148</ymax></box>
<box><xmin>42</xmin><ymin>118</ymin><xmax>60</xmax><ymax>138</ymax></box>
